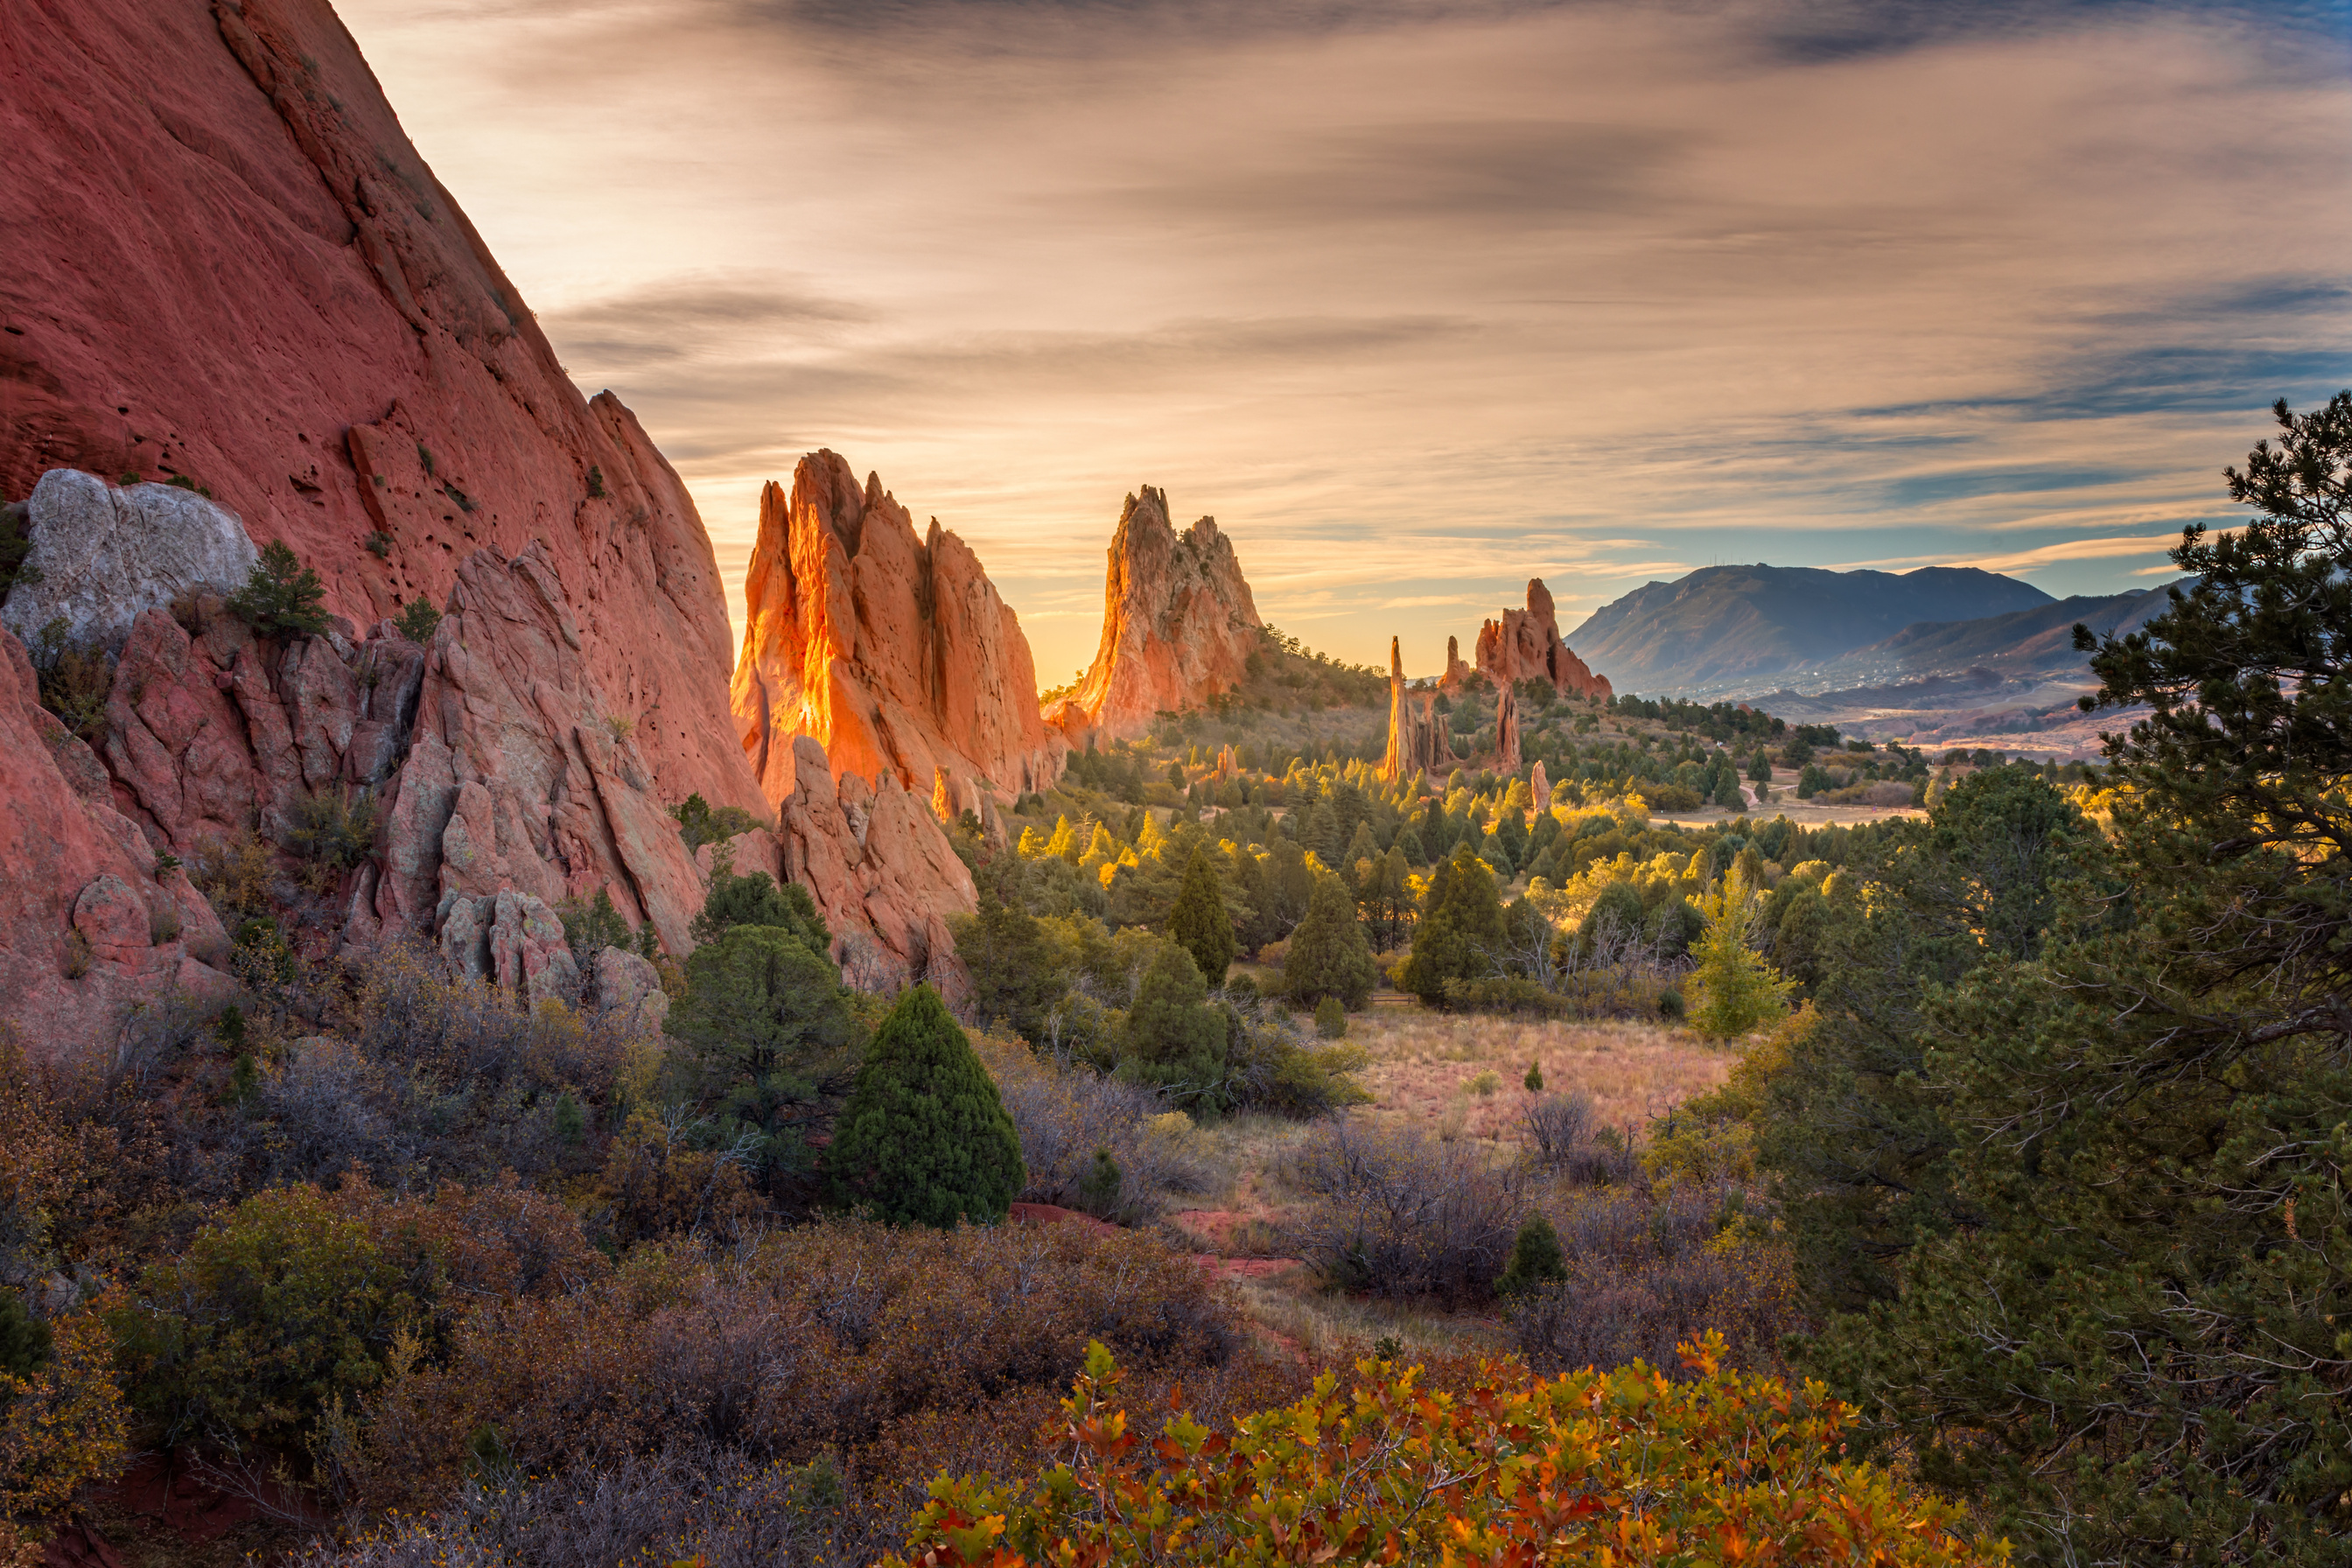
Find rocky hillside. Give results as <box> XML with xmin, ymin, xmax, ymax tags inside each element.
<box><xmin>0</xmin><ymin>0</ymin><xmax>976</xmax><ymax>1050</ymax></box>
<box><xmin>731</xmin><ymin>452</ymin><xmax>1063</xmax><ymax>821</ymax></box>
<box><xmin>1567</xmin><ymin>564</ymin><xmax>2054</xmax><ymax>696</ymax></box>
<box><xmin>1050</xmin><ymin>486</ymin><xmax>1262</xmax><ymax>740</ymax></box>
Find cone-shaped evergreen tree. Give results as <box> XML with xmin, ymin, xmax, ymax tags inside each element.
<box><xmin>1400</xmin><ymin>844</ymin><xmax>1506</xmax><ymax>1006</ymax></box>
<box><xmin>1166</xmin><ymin>847</ymin><xmax>1236</xmax><ymax>986</ymax></box>
<box><xmin>827</xmin><ymin>984</ymin><xmax>1024</xmax><ymax>1228</ymax></box>
<box><xmin>1119</xmin><ymin>941</ymin><xmax>1228</xmax><ymax>1111</ymax></box>
<box><xmin>1284</xmin><ymin>868</ymin><xmax>1377</xmax><ymax>1008</ymax></box>
<box><xmin>1496</xmin><ymin>1214</ymin><xmax>1568</xmax><ymax>1296</ymax></box>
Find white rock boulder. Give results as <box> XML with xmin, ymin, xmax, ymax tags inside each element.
<box><xmin>1</xmin><ymin>469</ymin><xmax>260</xmax><ymax>654</ymax></box>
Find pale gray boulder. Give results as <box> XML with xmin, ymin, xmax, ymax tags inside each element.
<box><xmin>0</xmin><ymin>468</ymin><xmax>259</xmax><ymax>653</ymax></box>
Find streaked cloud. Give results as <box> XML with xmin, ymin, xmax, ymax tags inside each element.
<box><xmin>338</xmin><ymin>0</ymin><xmax>2352</xmax><ymax>685</ymax></box>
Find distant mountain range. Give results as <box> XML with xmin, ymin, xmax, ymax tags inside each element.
<box><xmin>1565</xmin><ymin>563</ymin><xmax>2177</xmax><ymax>700</ymax></box>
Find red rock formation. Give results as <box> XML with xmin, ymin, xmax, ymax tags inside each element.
<box><xmin>698</xmin><ymin>736</ymin><xmax>976</xmax><ymax>1007</ymax></box>
<box><xmin>0</xmin><ymin>2</ymin><xmax>989</xmax><ymax>1031</ymax></box>
<box><xmin>1471</xmin><ymin>580</ymin><xmax>1614</xmax><ymax>704</ymax></box>
<box><xmin>0</xmin><ymin>626</ymin><xmax>231</xmax><ymax>1056</ymax></box>
<box><xmin>732</xmin><ymin>452</ymin><xmax>1062</xmax><ymax>812</ymax></box>
<box><xmin>1051</xmin><ymin>486</ymin><xmax>1261</xmax><ymax>740</ymax></box>
<box><xmin>1439</xmin><ymin>636</ymin><xmax>1474</xmax><ymax>690</ymax></box>
<box><xmin>0</xmin><ymin>0</ymin><xmax>760</xmax><ymax>818</ymax></box>
<box><xmin>1381</xmin><ymin>638</ymin><xmax>1452</xmax><ymax>785</ymax></box>
<box><xmin>1493</xmin><ymin>682</ymin><xmax>1522</xmax><ymax>774</ymax></box>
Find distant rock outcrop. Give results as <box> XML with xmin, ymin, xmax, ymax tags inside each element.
<box><xmin>0</xmin><ymin>0</ymin><xmax>760</xmax><ymax>817</ymax></box>
<box><xmin>1049</xmin><ymin>486</ymin><xmax>1261</xmax><ymax>740</ymax></box>
<box><xmin>732</xmin><ymin>452</ymin><xmax>1061</xmax><ymax>815</ymax></box>
<box><xmin>1474</xmin><ymin>580</ymin><xmax>1613</xmax><ymax>704</ymax></box>
<box><xmin>1380</xmin><ymin>638</ymin><xmax>1452</xmax><ymax>784</ymax></box>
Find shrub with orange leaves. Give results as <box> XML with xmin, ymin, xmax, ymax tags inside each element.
<box><xmin>0</xmin><ymin>1299</ymin><xmax>129</xmax><ymax>1516</ymax></box>
<box><xmin>895</xmin><ymin>1334</ymin><xmax>2006</xmax><ymax>1568</ymax></box>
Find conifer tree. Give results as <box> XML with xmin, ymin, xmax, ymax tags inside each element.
<box><xmin>1284</xmin><ymin>868</ymin><xmax>1377</xmax><ymax>1009</ymax></box>
<box><xmin>828</xmin><ymin>984</ymin><xmax>1024</xmax><ymax>1227</ymax></box>
<box><xmin>1166</xmin><ymin>848</ymin><xmax>1236</xmax><ymax>986</ymax></box>
<box><xmin>668</xmin><ymin>925</ymin><xmax>854</xmax><ymax>1081</ymax></box>
<box><xmin>1496</xmin><ymin>1214</ymin><xmax>1568</xmax><ymax>1296</ymax></box>
<box><xmin>1778</xmin><ymin>396</ymin><xmax>2352</xmax><ymax>1558</ymax></box>
<box><xmin>1119</xmin><ymin>942</ymin><xmax>1228</xmax><ymax>1111</ymax></box>
<box><xmin>1400</xmin><ymin>844</ymin><xmax>1505</xmax><ymax>1006</ymax></box>
<box><xmin>1687</xmin><ymin>866</ymin><xmax>1791</xmax><ymax>1039</ymax></box>
<box><xmin>228</xmin><ymin>540</ymin><xmax>329</xmax><ymax>639</ymax></box>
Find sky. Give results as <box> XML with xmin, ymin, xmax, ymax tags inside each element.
<box><xmin>335</xmin><ymin>0</ymin><xmax>2352</xmax><ymax>688</ymax></box>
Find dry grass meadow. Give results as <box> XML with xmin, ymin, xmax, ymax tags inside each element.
<box><xmin>1157</xmin><ymin>993</ymin><xmax>1743</xmax><ymax>1361</ymax></box>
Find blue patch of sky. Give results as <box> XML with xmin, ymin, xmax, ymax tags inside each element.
<box><xmin>1880</xmin><ymin>466</ymin><xmax>2139</xmax><ymax>508</ymax></box>
<box><xmin>1757</xmin><ymin>0</ymin><xmax>2352</xmax><ymax>64</ymax></box>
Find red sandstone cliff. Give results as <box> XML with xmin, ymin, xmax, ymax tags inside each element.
<box><xmin>731</xmin><ymin>452</ymin><xmax>1063</xmax><ymax>816</ymax></box>
<box><xmin>1472</xmin><ymin>579</ymin><xmax>1614</xmax><ymax>704</ymax></box>
<box><xmin>0</xmin><ymin>0</ymin><xmax>978</xmax><ymax>1042</ymax></box>
<box><xmin>1048</xmin><ymin>486</ymin><xmax>1261</xmax><ymax>741</ymax></box>
<box><xmin>0</xmin><ymin>0</ymin><xmax>760</xmax><ymax>817</ymax></box>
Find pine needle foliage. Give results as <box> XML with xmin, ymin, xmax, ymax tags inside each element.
<box><xmin>1781</xmin><ymin>394</ymin><xmax>2352</xmax><ymax>1564</ymax></box>
<box><xmin>228</xmin><ymin>539</ymin><xmax>330</xmax><ymax>639</ymax></box>
<box><xmin>1285</xmin><ymin>869</ymin><xmax>1377</xmax><ymax>1010</ymax></box>
<box><xmin>1688</xmin><ymin>865</ymin><xmax>1792</xmax><ymax>1039</ymax></box>
<box><xmin>1166</xmin><ymin>848</ymin><xmax>1236</xmax><ymax>986</ymax></box>
<box><xmin>828</xmin><ymin>984</ymin><xmax>1024</xmax><ymax>1228</ymax></box>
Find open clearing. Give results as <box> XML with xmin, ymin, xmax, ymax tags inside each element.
<box><xmin>1159</xmin><ymin>996</ymin><xmax>1737</xmax><ymax>1362</ymax></box>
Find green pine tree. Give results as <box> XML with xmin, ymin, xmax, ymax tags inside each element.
<box><xmin>690</xmin><ymin>864</ymin><xmax>831</xmax><ymax>951</ymax></box>
<box><xmin>1496</xmin><ymin>1214</ymin><xmax>1568</xmax><ymax>1296</ymax></box>
<box><xmin>668</xmin><ymin>925</ymin><xmax>855</xmax><ymax>1082</ymax></box>
<box><xmin>827</xmin><ymin>984</ymin><xmax>1024</xmax><ymax>1228</ymax></box>
<box><xmin>1687</xmin><ymin>866</ymin><xmax>1792</xmax><ymax>1039</ymax></box>
<box><xmin>1166</xmin><ymin>848</ymin><xmax>1236</xmax><ymax>986</ymax></box>
<box><xmin>956</xmin><ymin>875</ymin><xmax>1064</xmax><ymax>1042</ymax></box>
<box><xmin>1399</xmin><ymin>844</ymin><xmax>1505</xmax><ymax>1006</ymax></box>
<box><xmin>228</xmin><ymin>539</ymin><xmax>330</xmax><ymax>639</ymax></box>
<box><xmin>1777</xmin><ymin>396</ymin><xmax>2352</xmax><ymax>1560</ymax></box>
<box><xmin>1118</xmin><ymin>941</ymin><xmax>1228</xmax><ymax>1112</ymax></box>
<box><xmin>1313</xmin><ymin>995</ymin><xmax>1348</xmax><ymax>1039</ymax></box>
<box><xmin>1284</xmin><ymin>868</ymin><xmax>1377</xmax><ymax>1009</ymax></box>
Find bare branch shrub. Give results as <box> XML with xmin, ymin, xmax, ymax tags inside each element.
<box><xmin>257</xmin><ymin>1036</ymin><xmax>412</xmax><ymax>1185</ymax></box>
<box><xmin>343</xmin><ymin>1218</ymin><xmax>1251</xmax><ymax>1516</ymax></box>
<box><xmin>969</xmin><ymin>1032</ymin><xmax>1213</xmax><ymax>1222</ymax></box>
<box><xmin>1508</xmin><ymin>1184</ymin><xmax>1798</xmax><ymax>1376</ymax></box>
<box><xmin>1520</xmin><ymin>1092</ymin><xmax>1638</xmax><ymax>1186</ymax></box>
<box><xmin>1282</xmin><ymin>1119</ymin><xmax>1530</xmax><ymax>1304</ymax></box>
<box><xmin>296</xmin><ymin>1445</ymin><xmax>888</xmax><ymax>1568</ymax></box>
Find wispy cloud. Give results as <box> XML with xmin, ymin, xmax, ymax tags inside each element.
<box><xmin>341</xmin><ymin>0</ymin><xmax>2352</xmax><ymax>681</ymax></box>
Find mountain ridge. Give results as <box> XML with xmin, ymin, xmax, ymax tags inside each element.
<box><xmin>1566</xmin><ymin>563</ymin><xmax>2059</xmax><ymax>696</ymax></box>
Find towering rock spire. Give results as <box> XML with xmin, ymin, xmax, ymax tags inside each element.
<box><xmin>731</xmin><ymin>452</ymin><xmax>1064</xmax><ymax>808</ymax></box>
<box><xmin>1048</xmin><ymin>486</ymin><xmax>1262</xmax><ymax>740</ymax></box>
<box><xmin>1381</xmin><ymin>637</ymin><xmax>1454</xmax><ymax>784</ymax></box>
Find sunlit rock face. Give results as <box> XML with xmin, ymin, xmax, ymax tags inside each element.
<box><xmin>0</xmin><ymin>0</ymin><xmax>761</xmax><ymax>819</ymax></box>
<box><xmin>1473</xmin><ymin>579</ymin><xmax>1614</xmax><ymax>704</ymax></box>
<box><xmin>1046</xmin><ymin>486</ymin><xmax>1263</xmax><ymax>743</ymax></box>
<box><xmin>1382</xmin><ymin>637</ymin><xmax>1452</xmax><ymax>785</ymax></box>
<box><xmin>0</xmin><ymin>0</ymin><xmax>1004</xmax><ymax>1040</ymax></box>
<box><xmin>731</xmin><ymin>451</ymin><xmax>1063</xmax><ymax>813</ymax></box>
